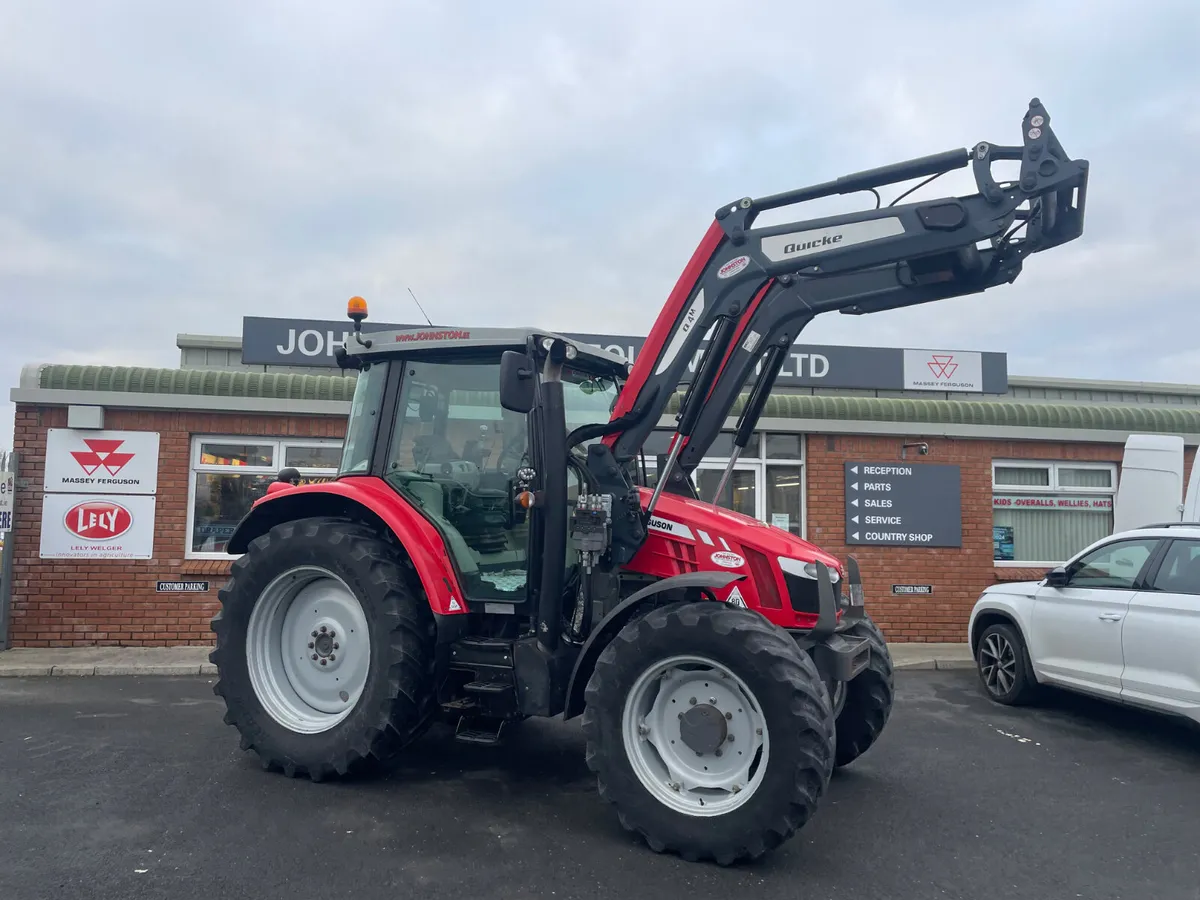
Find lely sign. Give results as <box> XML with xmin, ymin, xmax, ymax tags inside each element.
<box><xmin>39</xmin><ymin>494</ymin><xmax>155</xmax><ymax>559</ymax></box>
<box><xmin>44</xmin><ymin>429</ymin><xmax>160</xmax><ymax>494</ymax></box>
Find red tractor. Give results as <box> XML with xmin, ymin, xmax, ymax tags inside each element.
<box><xmin>210</xmin><ymin>100</ymin><xmax>1088</xmax><ymax>864</ymax></box>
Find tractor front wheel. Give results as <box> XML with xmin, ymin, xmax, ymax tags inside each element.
<box><xmin>832</xmin><ymin>615</ymin><xmax>895</xmax><ymax>768</ymax></box>
<box><xmin>210</xmin><ymin>516</ymin><xmax>437</xmax><ymax>780</ymax></box>
<box><xmin>581</xmin><ymin>602</ymin><xmax>835</xmax><ymax>865</ymax></box>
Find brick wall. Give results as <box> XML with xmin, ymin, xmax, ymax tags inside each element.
<box><xmin>805</xmin><ymin>434</ymin><xmax>1197</xmax><ymax>643</ymax></box>
<box><xmin>8</xmin><ymin>405</ymin><xmax>345</xmax><ymax>648</ymax></box>
<box><xmin>6</xmin><ymin>402</ymin><xmax>1195</xmax><ymax>647</ymax></box>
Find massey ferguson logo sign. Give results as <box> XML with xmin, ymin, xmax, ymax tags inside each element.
<box><xmin>926</xmin><ymin>354</ymin><xmax>959</xmax><ymax>380</ymax></box>
<box><xmin>71</xmin><ymin>439</ymin><xmax>135</xmax><ymax>477</ymax></box>
<box><xmin>64</xmin><ymin>500</ymin><xmax>133</xmax><ymax>540</ymax></box>
<box><xmin>44</xmin><ymin>429</ymin><xmax>160</xmax><ymax>494</ymax></box>
<box><xmin>903</xmin><ymin>349</ymin><xmax>983</xmax><ymax>392</ymax></box>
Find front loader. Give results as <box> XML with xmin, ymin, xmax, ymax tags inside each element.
<box><xmin>210</xmin><ymin>99</ymin><xmax>1088</xmax><ymax>865</ymax></box>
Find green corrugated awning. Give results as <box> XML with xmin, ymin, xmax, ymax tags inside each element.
<box><xmin>38</xmin><ymin>364</ymin><xmax>359</xmax><ymax>402</ymax></box>
<box><xmin>29</xmin><ymin>364</ymin><xmax>1200</xmax><ymax>434</ymax></box>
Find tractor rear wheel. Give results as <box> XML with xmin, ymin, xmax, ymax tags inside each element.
<box><xmin>581</xmin><ymin>601</ymin><xmax>835</xmax><ymax>865</ymax></box>
<box><xmin>210</xmin><ymin>516</ymin><xmax>437</xmax><ymax>780</ymax></box>
<box><xmin>832</xmin><ymin>615</ymin><xmax>894</xmax><ymax>768</ymax></box>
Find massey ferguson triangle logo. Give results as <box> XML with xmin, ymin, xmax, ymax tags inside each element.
<box><xmin>70</xmin><ymin>439</ymin><xmax>135</xmax><ymax>476</ymax></box>
<box><xmin>926</xmin><ymin>354</ymin><xmax>959</xmax><ymax>380</ymax></box>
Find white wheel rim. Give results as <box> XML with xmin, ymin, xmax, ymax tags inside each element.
<box><xmin>622</xmin><ymin>654</ymin><xmax>769</xmax><ymax>817</ymax></box>
<box><xmin>246</xmin><ymin>566</ymin><xmax>371</xmax><ymax>734</ymax></box>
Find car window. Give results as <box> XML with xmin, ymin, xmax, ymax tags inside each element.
<box><xmin>1066</xmin><ymin>538</ymin><xmax>1160</xmax><ymax>590</ymax></box>
<box><xmin>1147</xmin><ymin>539</ymin><xmax>1200</xmax><ymax>595</ymax></box>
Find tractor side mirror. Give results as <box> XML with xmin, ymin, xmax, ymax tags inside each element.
<box><xmin>499</xmin><ymin>350</ymin><xmax>536</xmax><ymax>413</ymax></box>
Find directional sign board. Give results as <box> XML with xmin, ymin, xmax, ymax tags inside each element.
<box><xmin>844</xmin><ymin>461</ymin><xmax>962</xmax><ymax>547</ymax></box>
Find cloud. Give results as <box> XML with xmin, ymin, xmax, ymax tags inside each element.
<box><xmin>2</xmin><ymin>0</ymin><xmax>1198</xmax><ymax>449</ymax></box>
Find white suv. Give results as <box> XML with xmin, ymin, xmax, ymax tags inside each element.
<box><xmin>968</xmin><ymin>522</ymin><xmax>1200</xmax><ymax>724</ymax></box>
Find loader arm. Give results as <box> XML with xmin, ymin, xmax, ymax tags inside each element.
<box><xmin>603</xmin><ymin>98</ymin><xmax>1088</xmax><ymax>509</ymax></box>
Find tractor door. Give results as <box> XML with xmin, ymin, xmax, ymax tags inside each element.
<box><xmin>382</xmin><ymin>354</ymin><xmax>537</xmax><ymax>613</ymax></box>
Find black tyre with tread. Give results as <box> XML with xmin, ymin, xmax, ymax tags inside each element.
<box><xmin>832</xmin><ymin>615</ymin><xmax>895</xmax><ymax>768</ymax></box>
<box><xmin>210</xmin><ymin>516</ymin><xmax>437</xmax><ymax>781</ymax></box>
<box><xmin>975</xmin><ymin>621</ymin><xmax>1040</xmax><ymax>706</ymax></box>
<box><xmin>581</xmin><ymin>601</ymin><xmax>835</xmax><ymax>866</ymax></box>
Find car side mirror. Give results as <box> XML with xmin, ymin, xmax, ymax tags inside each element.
<box><xmin>1044</xmin><ymin>566</ymin><xmax>1069</xmax><ymax>587</ymax></box>
<box><xmin>499</xmin><ymin>350</ymin><xmax>536</xmax><ymax>413</ymax></box>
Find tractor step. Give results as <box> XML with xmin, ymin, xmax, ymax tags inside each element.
<box><xmin>454</xmin><ymin>715</ymin><xmax>507</xmax><ymax>746</ymax></box>
<box><xmin>451</xmin><ymin>636</ymin><xmax>514</xmax><ymax>669</ymax></box>
<box><xmin>464</xmin><ymin>680</ymin><xmax>510</xmax><ymax>695</ymax></box>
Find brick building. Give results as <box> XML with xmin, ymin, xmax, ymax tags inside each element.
<box><xmin>4</xmin><ymin>318</ymin><xmax>1199</xmax><ymax>648</ymax></box>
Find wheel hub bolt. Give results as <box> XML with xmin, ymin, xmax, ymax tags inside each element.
<box><xmin>329</xmin><ymin>630</ymin><xmax>336</xmax><ymax>638</ymax></box>
<box><xmin>308</xmin><ymin>642</ymin><xmax>315</xmax><ymax>649</ymax></box>
<box><xmin>709</xmin><ymin>697</ymin><xmax>716</xmax><ymax>705</ymax></box>
<box><xmin>320</xmin><ymin>625</ymin><xmax>327</xmax><ymax>633</ymax></box>
<box><xmin>329</xmin><ymin>655</ymin><xmax>336</xmax><ymax>662</ymax></box>
<box><xmin>725</xmin><ymin>712</ymin><xmax>732</xmax><ymax>720</ymax></box>
<box><xmin>333</xmin><ymin>642</ymin><xmax>339</xmax><ymax>650</ymax></box>
<box><xmin>311</xmin><ymin>654</ymin><xmax>318</xmax><ymax>661</ymax></box>
<box><xmin>311</xmin><ymin>630</ymin><xmax>318</xmax><ymax>638</ymax></box>
<box><xmin>727</xmin><ymin>734</ymin><xmax>735</xmax><ymax>742</ymax></box>
<box><xmin>320</xmin><ymin>659</ymin><xmax>327</xmax><ymax>666</ymax></box>
<box><xmin>715</xmin><ymin>749</ymin><xmax>723</xmax><ymax>757</ymax></box>
<box><xmin>689</xmin><ymin>697</ymin><xmax>697</xmax><ymax>705</ymax></box>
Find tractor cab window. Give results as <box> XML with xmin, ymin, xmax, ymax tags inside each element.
<box><xmin>385</xmin><ymin>358</ymin><xmax>532</xmax><ymax>603</ymax></box>
<box><xmin>339</xmin><ymin>361</ymin><xmax>388</xmax><ymax>475</ymax></box>
<box><xmin>562</xmin><ymin>368</ymin><xmax>621</xmax><ymax>439</ymax></box>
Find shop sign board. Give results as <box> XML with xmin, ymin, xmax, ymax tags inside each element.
<box><xmin>0</xmin><ymin>466</ymin><xmax>12</xmax><ymax>533</ymax></box>
<box><xmin>39</xmin><ymin>494</ymin><xmax>156</xmax><ymax>560</ymax></box>
<box><xmin>44</xmin><ymin>429</ymin><xmax>160</xmax><ymax>495</ymax></box>
<box><xmin>240</xmin><ymin>316</ymin><xmax>1008</xmax><ymax>393</ymax></box>
<box><xmin>844</xmin><ymin>461</ymin><xmax>963</xmax><ymax>547</ymax></box>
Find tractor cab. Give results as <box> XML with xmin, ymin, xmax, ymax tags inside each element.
<box><xmin>330</xmin><ymin>306</ymin><xmax>635</xmax><ymax>619</ymax></box>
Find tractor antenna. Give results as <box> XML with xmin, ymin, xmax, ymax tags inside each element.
<box><xmin>407</xmin><ymin>287</ymin><xmax>434</xmax><ymax>327</ymax></box>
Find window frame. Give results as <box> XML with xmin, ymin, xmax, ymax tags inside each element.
<box><xmin>992</xmin><ymin>459</ymin><xmax>1119</xmax><ymax>567</ymax></box>
<box><xmin>639</xmin><ymin>429</ymin><xmax>807</xmax><ymax>536</ymax></box>
<box><xmin>186</xmin><ymin>435</ymin><xmax>344</xmax><ymax>560</ymax></box>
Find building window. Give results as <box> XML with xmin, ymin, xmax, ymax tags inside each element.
<box><xmin>992</xmin><ymin>461</ymin><xmax>1117</xmax><ymax>565</ymax></box>
<box><xmin>637</xmin><ymin>429</ymin><xmax>806</xmax><ymax>538</ymax></box>
<box><xmin>187</xmin><ymin>436</ymin><xmax>343</xmax><ymax>558</ymax></box>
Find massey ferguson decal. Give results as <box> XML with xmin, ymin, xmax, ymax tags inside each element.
<box><xmin>44</xmin><ymin>429</ymin><xmax>160</xmax><ymax>494</ymax></box>
<box><xmin>717</xmin><ymin>255</ymin><xmax>751</xmax><ymax>279</ymax></box>
<box><xmin>39</xmin><ymin>493</ymin><xmax>156</xmax><ymax>559</ymax></box>
<box><xmin>646</xmin><ymin>515</ymin><xmax>696</xmax><ymax>542</ymax></box>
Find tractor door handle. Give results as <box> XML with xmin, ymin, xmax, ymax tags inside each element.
<box><xmin>1098</xmin><ymin>613</ymin><xmax>1124</xmax><ymax>622</ymax></box>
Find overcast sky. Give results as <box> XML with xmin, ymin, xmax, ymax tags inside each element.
<box><xmin>2</xmin><ymin>0</ymin><xmax>1198</xmax><ymax>450</ymax></box>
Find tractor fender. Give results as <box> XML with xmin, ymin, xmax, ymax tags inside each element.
<box><xmin>225</xmin><ymin>477</ymin><xmax>469</xmax><ymax>618</ymax></box>
<box><xmin>562</xmin><ymin>571</ymin><xmax>745</xmax><ymax>720</ymax></box>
